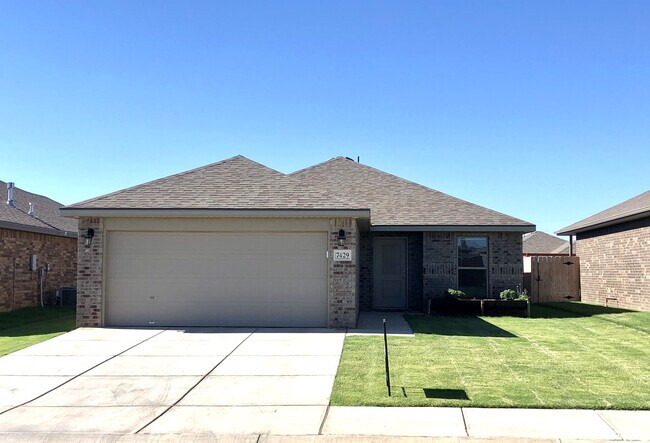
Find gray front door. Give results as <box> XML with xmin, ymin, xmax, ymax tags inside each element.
<box><xmin>373</xmin><ymin>238</ymin><xmax>407</xmax><ymax>310</ymax></box>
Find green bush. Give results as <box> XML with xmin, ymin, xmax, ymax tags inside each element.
<box><xmin>446</xmin><ymin>288</ymin><xmax>470</xmax><ymax>299</ymax></box>
<box><xmin>499</xmin><ymin>289</ymin><xmax>529</xmax><ymax>301</ymax></box>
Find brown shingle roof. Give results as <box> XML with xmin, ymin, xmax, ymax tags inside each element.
<box><xmin>65</xmin><ymin>155</ymin><xmax>534</xmax><ymax>229</ymax></box>
<box><xmin>557</xmin><ymin>190</ymin><xmax>650</xmax><ymax>235</ymax></box>
<box><xmin>68</xmin><ymin>156</ymin><xmax>338</xmax><ymax>210</ymax></box>
<box><xmin>290</xmin><ymin>157</ymin><xmax>532</xmax><ymax>227</ymax></box>
<box><xmin>1</xmin><ymin>180</ymin><xmax>78</xmax><ymax>235</ymax></box>
<box><xmin>523</xmin><ymin>231</ymin><xmax>569</xmax><ymax>254</ymax></box>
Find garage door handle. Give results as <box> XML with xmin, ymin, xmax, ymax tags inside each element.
<box><xmin>149</xmin><ymin>296</ymin><xmax>156</xmax><ymax>300</ymax></box>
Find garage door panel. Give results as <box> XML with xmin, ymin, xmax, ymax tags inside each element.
<box><xmin>109</xmin><ymin>252</ymin><xmax>326</xmax><ymax>279</ymax></box>
<box><xmin>106</xmin><ymin>232</ymin><xmax>328</xmax><ymax>327</ymax></box>
<box><xmin>109</xmin><ymin>232</ymin><xmax>326</xmax><ymax>251</ymax></box>
<box><xmin>108</xmin><ymin>299</ymin><xmax>327</xmax><ymax>328</ymax></box>
<box><xmin>109</xmin><ymin>277</ymin><xmax>326</xmax><ymax>303</ymax></box>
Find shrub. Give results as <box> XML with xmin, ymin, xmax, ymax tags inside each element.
<box><xmin>500</xmin><ymin>289</ymin><xmax>530</xmax><ymax>301</ymax></box>
<box><xmin>446</xmin><ymin>288</ymin><xmax>470</xmax><ymax>299</ymax></box>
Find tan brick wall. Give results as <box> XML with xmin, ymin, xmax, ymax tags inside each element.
<box><xmin>576</xmin><ymin>218</ymin><xmax>650</xmax><ymax>311</ymax></box>
<box><xmin>76</xmin><ymin>218</ymin><xmax>104</xmax><ymax>326</ymax></box>
<box><xmin>0</xmin><ymin>228</ymin><xmax>77</xmax><ymax>312</ymax></box>
<box><xmin>328</xmin><ymin>218</ymin><xmax>358</xmax><ymax>328</ymax></box>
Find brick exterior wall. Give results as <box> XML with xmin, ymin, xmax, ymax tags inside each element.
<box><xmin>423</xmin><ymin>231</ymin><xmax>523</xmax><ymax>304</ymax></box>
<box><xmin>74</xmin><ymin>217</ymin><xmax>527</xmax><ymax>326</ymax></box>
<box><xmin>76</xmin><ymin>216</ymin><xmax>361</xmax><ymax>329</ymax></box>
<box><xmin>359</xmin><ymin>231</ymin><xmax>423</xmax><ymax>311</ymax></box>
<box><xmin>0</xmin><ymin>227</ymin><xmax>77</xmax><ymax>312</ymax></box>
<box><xmin>76</xmin><ymin>218</ymin><xmax>104</xmax><ymax>327</ymax></box>
<box><xmin>490</xmin><ymin>232</ymin><xmax>524</xmax><ymax>295</ymax></box>
<box><xmin>328</xmin><ymin>218</ymin><xmax>359</xmax><ymax>328</ymax></box>
<box><xmin>423</xmin><ymin>232</ymin><xmax>456</xmax><ymax>301</ymax></box>
<box><xmin>576</xmin><ymin>217</ymin><xmax>650</xmax><ymax>312</ymax></box>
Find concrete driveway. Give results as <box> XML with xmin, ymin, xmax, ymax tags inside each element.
<box><xmin>0</xmin><ymin>326</ymin><xmax>345</xmax><ymax>436</ymax></box>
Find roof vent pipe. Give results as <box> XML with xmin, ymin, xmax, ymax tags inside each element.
<box><xmin>6</xmin><ymin>182</ymin><xmax>15</xmax><ymax>207</ymax></box>
<box><xmin>28</xmin><ymin>202</ymin><xmax>34</xmax><ymax>216</ymax></box>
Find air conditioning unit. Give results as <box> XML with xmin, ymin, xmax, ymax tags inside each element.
<box><xmin>55</xmin><ymin>287</ymin><xmax>77</xmax><ymax>307</ymax></box>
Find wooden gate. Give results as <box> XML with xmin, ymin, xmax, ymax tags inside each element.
<box><xmin>529</xmin><ymin>256</ymin><xmax>581</xmax><ymax>303</ymax></box>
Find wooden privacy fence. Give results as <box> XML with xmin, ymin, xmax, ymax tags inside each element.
<box><xmin>529</xmin><ymin>256</ymin><xmax>581</xmax><ymax>303</ymax></box>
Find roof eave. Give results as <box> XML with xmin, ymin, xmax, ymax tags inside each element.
<box><xmin>0</xmin><ymin>221</ymin><xmax>77</xmax><ymax>238</ymax></box>
<box><xmin>60</xmin><ymin>208</ymin><xmax>535</xmax><ymax>233</ymax></box>
<box><xmin>60</xmin><ymin>208</ymin><xmax>372</xmax><ymax>219</ymax></box>
<box><xmin>556</xmin><ymin>210</ymin><xmax>650</xmax><ymax>236</ymax></box>
<box><xmin>370</xmin><ymin>224</ymin><xmax>535</xmax><ymax>233</ymax></box>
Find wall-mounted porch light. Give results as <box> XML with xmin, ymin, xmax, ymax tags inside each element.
<box><xmin>337</xmin><ymin>229</ymin><xmax>346</xmax><ymax>246</ymax></box>
<box><xmin>84</xmin><ymin>228</ymin><xmax>95</xmax><ymax>247</ymax></box>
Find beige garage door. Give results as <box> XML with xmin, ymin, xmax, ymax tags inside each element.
<box><xmin>106</xmin><ymin>232</ymin><xmax>328</xmax><ymax>327</ymax></box>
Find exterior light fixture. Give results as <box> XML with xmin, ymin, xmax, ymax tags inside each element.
<box><xmin>84</xmin><ymin>228</ymin><xmax>95</xmax><ymax>247</ymax></box>
<box><xmin>337</xmin><ymin>229</ymin><xmax>346</xmax><ymax>246</ymax></box>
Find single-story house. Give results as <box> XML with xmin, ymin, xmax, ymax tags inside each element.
<box><xmin>522</xmin><ymin>230</ymin><xmax>570</xmax><ymax>274</ymax></box>
<box><xmin>1</xmin><ymin>181</ymin><xmax>78</xmax><ymax>311</ymax></box>
<box><xmin>523</xmin><ymin>231</ymin><xmax>570</xmax><ymax>257</ymax></box>
<box><xmin>61</xmin><ymin>155</ymin><xmax>535</xmax><ymax>328</ymax></box>
<box><xmin>557</xmin><ymin>190</ymin><xmax>649</xmax><ymax>312</ymax></box>
<box><xmin>521</xmin><ymin>231</ymin><xmax>573</xmax><ymax>296</ymax></box>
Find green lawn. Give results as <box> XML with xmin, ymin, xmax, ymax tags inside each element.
<box><xmin>0</xmin><ymin>307</ymin><xmax>76</xmax><ymax>356</ymax></box>
<box><xmin>331</xmin><ymin>302</ymin><xmax>650</xmax><ymax>409</ymax></box>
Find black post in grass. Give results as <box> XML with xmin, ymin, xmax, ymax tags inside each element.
<box><xmin>383</xmin><ymin>318</ymin><xmax>391</xmax><ymax>397</ymax></box>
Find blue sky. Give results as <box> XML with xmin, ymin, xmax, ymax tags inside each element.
<box><xmin>1</xmin><ymin>1</ymin><xmax>648</xmax><ymax>234</ymax></box>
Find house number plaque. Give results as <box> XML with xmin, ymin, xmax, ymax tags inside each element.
<box><xmin>333</xmin><ymin>249</ymin><xmax>352</xmax><ymax>261</ymax></box>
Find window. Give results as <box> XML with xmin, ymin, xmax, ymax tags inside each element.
<box><xmin>457</xmin><ymin>237</ymin><xmax>488</xmax><ymax>298</ymax></box>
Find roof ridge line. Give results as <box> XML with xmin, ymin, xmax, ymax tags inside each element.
<box><xmin>66</xmin><ymin>155</ymin><xmax>257</xmax><ymax>207</ymax></box>
<box><xmin>288</xmin><ymin>156</ymin><xmax>345</xmax><ymax>176</ymax></box>
<box><xmin>295</xmin><ymin>157</ymin><xmax>532</xmax><ymax>225</ymax></box>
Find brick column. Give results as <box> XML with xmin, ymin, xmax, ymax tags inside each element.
<box><xmin>77</xmin><ymin>217</ymin><xmax>103</xmax><ymax>327</ymax></box>
<box><xmin>328</xmin><ymin>218</ymin><xmax>358</xmax><ymax>328</ymax></box>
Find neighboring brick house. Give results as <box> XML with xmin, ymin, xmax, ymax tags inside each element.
<box><xmin>1</xmin><ymin>181</ymin><xmax>78</xmax><ymax>311</ymax></box>
<box><xmin>557</xmin><ymin>191</ymin><xmax>650</xmax><ymax>312</ymax></box>
<box><xmin>61</xmin><ymin>155</ymin><xmax>534</xmax><ymax>328</ymax></box>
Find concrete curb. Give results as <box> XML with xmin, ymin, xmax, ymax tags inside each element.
<box><xmin>0</xmin><ymin>433</ymin><xmax>646</xmax><ymax>443</ymax></box>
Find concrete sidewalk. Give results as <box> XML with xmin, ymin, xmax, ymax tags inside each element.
<box><xmin>0</xmin><ymin>435</ymin><xmax>597</xmax><ymax>443</ymax></box>
<box><xmin>1</xmin><ymin>406</ymin><xmax>648</xmax><ymax>441</ymax></box>
<box><xmin>321</xmin><ymin>407</ymin><xmax>649</xmax><ymax>441</ymax></box>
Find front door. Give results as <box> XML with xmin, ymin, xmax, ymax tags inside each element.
<box><xmin>373</xmin><ymin>238</ymin><xmax>407</xmax><ymax>310</ymax></box>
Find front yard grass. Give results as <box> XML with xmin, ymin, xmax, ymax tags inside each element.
<box><xmin>331</xmin><ymin>302</ymin><xmax>650</xmax><ymax>409</ymax></box>
<box><xmin>0</xmin><ymin>307</ymin><xmax>76</xmax><ymax>356</ymax></box>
